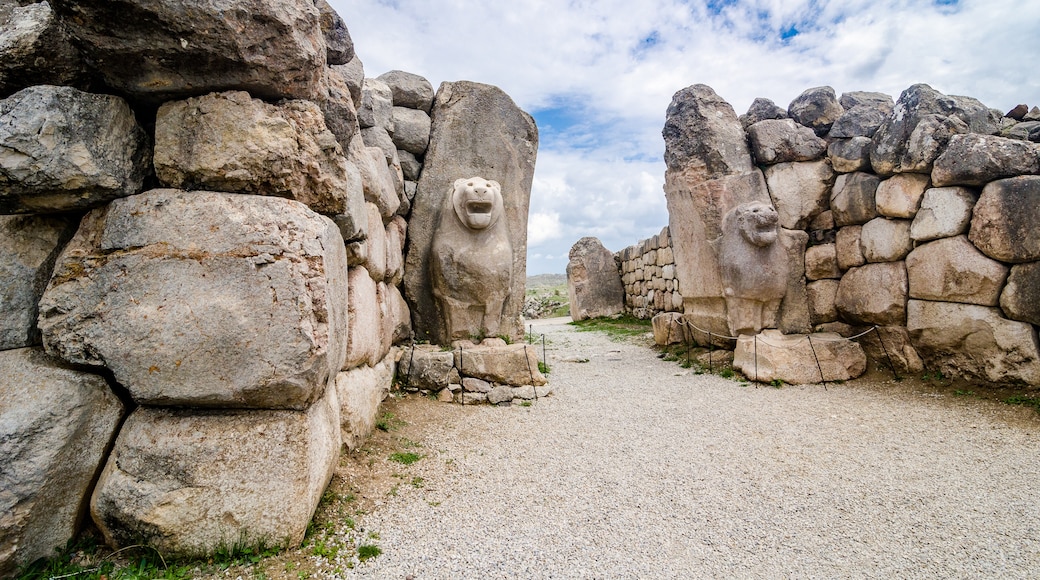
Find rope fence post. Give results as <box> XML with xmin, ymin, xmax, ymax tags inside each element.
<box><xmin>458</xmin><ymin>343</ymin><xmax>464</xmax><ymax>405</ymax></box>
<box><xmin>806</xmin><ymin>334</ymin><xmax>826</xmax><ymax>390</ymax></box>
<box><xmin>872</xmin><ymin>326</ymin><xmax>900</xmax><ymax>381</ymax></box>
<box><xmin>753</xmin><ymin>334</ymin><xmax>759</xmax><ymax>386</ymax></box>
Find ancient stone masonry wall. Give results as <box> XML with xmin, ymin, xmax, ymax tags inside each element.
<box><xmin>616</xmin><ymin>227</ymin><xmax>682</xmax><ymax>319</ymax></box>
<box><xmin>0</xmin><ymin>0</ymin><xmax>537</xmax><ymax>570</ymax></box>
<box><xmin>661</xmin><ymin>82</ymin><xmax>1040</xmax><ymax>386</ymax></box>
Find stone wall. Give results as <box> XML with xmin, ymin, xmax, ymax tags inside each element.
<box><xmin>0</xmin><ymin>0</ymin><xmax>533</xmax><ymax>570</ymax></box>
<box><xmin>660</xmin><ymin>82</ymin><xmax>1040</xmax><ymax>386</ymax></box>
<box><xmin>616</xmin><ymin>227</ymin><xmax>682</xmax><ymax>319</ymax></box>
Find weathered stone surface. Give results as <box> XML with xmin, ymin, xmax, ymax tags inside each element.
<box><xmin>330</xmin><ymin>161</ymin><xmax>367</xmax><ymax>243</ymax></box>
<box><xmin>0</xmin><ymin>348</ymin><xmax>123</xmax><ymax>577</ymax></box>
<box><xmin>385</xmin><ymin>216</ymin><xmax>406</xmax><ymax>285</ymax></box>
<box><xmin>455</xmin><ymin>344</ymin><xmax>547</xmax><ymax>387</ymax></box>
<box><xmin>319</xmin><ymin>64</ymin><xmax>360</xmax><ymax>152</ymax></box>
<box><xmin>462</xmin><ymin>377</ymin><xmax>492</xmax><ymax>393</ymax></box>
<box><xmin>335</xmin><ymin>349</ymin><xmax>395</xmax><ymax>450</ymax></box>
<box><xmin>860</xmin><ymin>218</ymin><xmax>912</xmax><ymax>262</ymax></box>
<box><xmin>835</xmin><ymin>226</ymin><xmax>866</xmax><ymax>270</ymax></box>
<box><xmin>377</xmin><ymin>70</ymin><xmax>435</xmax><ymax>113</ymax></box>
<box><xmin>788</xmin><ymin>86</ymin><xmax>843</xmax><ymax>136</ymax></box>
<box><xmin>835</xmin><ymin>262</ymin><xmax>908</xmax><ymax>326</ymax></box>
<box><xmin>350</xmin><ymin>136</ymin><xmax>401</xmax><ymax>220</ymax></box>
<box><xmin>969</xmin><ymin>176</ymin><xmax>1040</xmax><ymax>263</ymax></box>
<box><xmin>839</xmin><ymin>91</ymin><xmax>894</xmax><ymax>112</ymax></box>
<box><xmin>871</xmin><ymin>84</ymin><xmax>999</xmax><ymax>176</ymax></box>
<box><xmin>716</xmin><ymin>202</ymin><xmax>789</xmax><ymax>335</ymax></box>
<box><xmin>487</xmin><ymin>385</ymin><xmax>514</xmax><ymax>405</ymax></box>
<box><xmin>906</xmin><ymin>236</ymin><xmax>1008</xmax><ymax>306</ymax></box>
<box><xmin>385</xmin><ymin>281</ymin><xmax>412</xmax><ymax>344</ymax></box>
<box><xmin>805</xmin><ymin>243</ymin><xmax>841</xmax><ymax>280</ymax></box>
<box><xmin>1001</xmin><ymin>262</ymin><xmax>1040</xmax><ymax>326</ymax></box>
<box><xmin>806</xmin><ymin>279</ymin><xmax>839</xmax><ymax>325</ymax></box>
<box><xmin>50</xmin><ymin>0</ymin><xmax>326</xmax><ymax>102</ymax></box>
<box><xmin>375</xmin><ymin>282</ymin><xmax>395</xmax><ymax>359</ymax></box>
<box><xmin>747</xmin><ymin>119</ymin><xmax>826</xmax><ymax>164</ymax></box>
<box><xmin>1025</xmin><ymin>106</ymin><xmax>1040</xmax><ymax>122</ymax></box>
<box><xmin>0</xmin><ymin>86</ymin><xmax>150</xmax><ymax>214</ymax></box>
<box><xmin>361</xmin><ymin>125</ymin><xmax>397</xmax><ymax>163</ymax></box>
<box><xmin>909</xmin><ymin>186</ymin><xmax>975</xmax><ymax>242</ymax></box>
<box><xmin>358</xmin><ymin>78</ymin><xmax>393</xmax><ymax>132</ymax></box>
<box><xmin>663</xmin><ymin>84</ymin><xmax>754</xmax><ymax>181</ymax></box>
<box><xmin>733</xmin><ymin>330</ymin><xmax>866</xmax><ymax>384</ymax></box>
<box><xmin>345</xmin><ymin>266</ymin><xmax>380</xmax><ymax>369</ymax></box>
<box><xmin>567</xmin><ymin>237</ymin><xmax>624</xmax><ymax>321</ymax></box>
<box><xmin>764</xmin><ymin>159</ymin><xmax>834</xmax><ymax>229</ymax></box>
<box><xmin>931</xmin><ymin>133</ymin><xmax>1040</xmax><ymax>187</ymax></box>
<box><xmin>907</xmin><ymin>300</ymin><xmax>1040</xmax><ymax>385</ymax></box>
<box><xmin>1002</xmin><ymin>121</ymin><xmax>1040</xmax><ymax>143</ymax></box>
<box><xmin>652</xmin><ymin>312</ymin><xmax>686</xmax><ymax>345</ymax></box>
<box><xmin>856</xmin><ymin>325</ymin><xmax>924</xmax><ymax>375</ymax></box>
<box><xmin>398</xmin><ymin>346</ymin><xmax>456</xmax><ymax>390</ymax></box>
<box><xmin>314</xmin><ymin>0</ymin><xmax>353</xmax><ymax>65</ymax></box>
<box><xmin>829</xmin><ymin>105</ymin><xmax>890</xmax><ymax>139</ymax></box>
<box><xmin>741</xmin><ymin>97</ymin><xmax>787</xmax><ymax>128</ymax></box>
<box><xmin>155</xmin><ymin>91</ymin><xmax>356</xmax><ymax>216</ymax></box>
<box><xmin>830</xmin><ymin>172</ymin><xmax>880</xmax><ymax>226</ymax></box>
<box><xmin>91</xmin><ymin>386</ymin><xmax>340</xmax><ymax>555</ymax></box>
<box><xmin>0</xmin><ymin>214</ymin><xmax>78</xmax><ymax>350</ymax></box>
<box><xmin>39</xmin><ymin>190</ymin><xmax>349</xmax><ymax>410</ymax></box>
<box><xmin>398</xmin><ymin>149</ymin><xmax>422</xmax><ymax>182</ymax></box>
<box><xmin>876</xmin><ymin>173</ymin><xmax>929</xmax><ymax>218</ymax></box>
<box><xmin>405</xmin><ymin>82</ymin><xmax>537</xmax><ymax>344</ymax></box>
<box><xmin>1006</xmin><ymin>104</ymin><xmax>1028</xmax><ymax>120</ymax></box>
<box><xmin>334</xmin><ymin>56</ymin><xmax>364</xmax><ymax>109</ymax></box>
<box><xmin>391</xmin><ymin>106</ymin><xmax>432</xmax><ymax>156</ymax></box>
<box><xmin>0</xmin><ymin>0</ymin><xmax>88</xmax><ymax>97</ymax></box>
<box><xmin>828</xmin><ymin>137</ymin><xmax>872</xmax><ymax>173</ymax></box>
<box><xmin>364</xmin><ymin>203</ymin><xmax>387</xmax><ymax>281</ymax></box>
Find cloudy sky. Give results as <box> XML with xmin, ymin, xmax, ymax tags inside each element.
<box><xmin>331</xmin><ymin>0</ymin><xmax>1040</xmax><ymax>274</ymax></box>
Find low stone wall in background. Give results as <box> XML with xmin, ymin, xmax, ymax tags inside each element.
<box><xmin>616</xmin><ymin>226</ymin><xmax>682</xmax><ymax>319</ymax></box>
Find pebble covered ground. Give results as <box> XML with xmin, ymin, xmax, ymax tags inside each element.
<box><xmin>339</xmin><ymin>318</ymin><xmax>1040</xmax><ymax>579</ymax></box>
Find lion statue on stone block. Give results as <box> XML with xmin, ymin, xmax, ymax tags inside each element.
<box><xmin>430</xmin><ymin>177</ymin><xmax>513</xmax><ymax>342</ymax></box>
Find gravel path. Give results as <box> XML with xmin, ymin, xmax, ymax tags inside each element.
<box><xmin>349</xmin><ymin>319</ymin><xmax>1040</xmax><ymax>579</ymax></box>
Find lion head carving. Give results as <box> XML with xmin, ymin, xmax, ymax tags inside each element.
<box><xmin>452</xmin><ymin>177</ymin><xmax>503</xmax><ymax>231</ymax></box>
<box><xmin>733</xmin><ymin>201</ymin><xmax>779</xmax><ymax>248</ymax></box>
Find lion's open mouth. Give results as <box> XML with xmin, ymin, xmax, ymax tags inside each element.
<box><xmin>467</xmin><ymin>200</ymin><xmax>493</xmax><ymax>215</ymax></box>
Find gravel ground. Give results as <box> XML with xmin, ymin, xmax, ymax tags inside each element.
<box><xmin>345</xmin><ymin>318</ymin><xmax>1040</xmax><ymax>579</ymax></box>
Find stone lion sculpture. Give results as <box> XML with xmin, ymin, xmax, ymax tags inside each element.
<box><xmin>430</xmin><ymin>177</ymin><xmax>513</xmax><ymax>342</ymax></box>
<box><xmin>715</xmin><ymin>200</ymin><xmax>789</xmax><ymax>336</ymax></box>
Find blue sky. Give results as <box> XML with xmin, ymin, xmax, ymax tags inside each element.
<box><xmin>331</xmin><ymin>0</ymin><xmax>1040</xmax><ymax>274</ymax></box>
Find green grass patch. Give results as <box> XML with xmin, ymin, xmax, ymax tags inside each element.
<box><xmin>388</xmin><ymin>452</ymin><xmax>422</xmax><ymax>465</ymax></box>
<box><xmin>357</xmin><ymin>544</ymin><xmax>382</xmax><ymax>562</ymax></box>
<box><xmin>569</xmin><ymin>315</ymin><xmax>652</xmax><ymax>341</ymax></box>
<box><xmin>538</xmin><ymin>361</ymin><xmax>551</xmax><ymax>375</ymax></box>
<box><xmin>1005</xmin><ymin>394</ymin><xmax>1040</xmax><ymax>412</ymax></box>
<box><xmin>375</xmin><ymin>412</ymin><xmax>405</xmax><ymax>432</ymax></box>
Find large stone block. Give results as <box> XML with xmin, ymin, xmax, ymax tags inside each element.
<box><xmin>336</xmin><ymin>349</ymin><xmax>395</xmax><ymax>451</ymax></box>
<box><xmin>805</xmin><ymin>243</ymin><xmax>840</xmax><ymax>281</ymax></box>
<box><xmin>390</xmin><ymin>106</ymin><xmax>432</xmax><ymax>156</ymax></box>
<box><xmin>741</xmin><ymin>97</ymin><xmax>787</xmax><ymax>128</ymax></box>
<box><xmin>358</xmin><ymin>77</ymin><xmax>393</xmax><ymax>132</ymax></box>
<box><xmin>907</xmin><ymin>236</ymin><xmax>1009</xmax><ymax>306</ymax></box>
<box><xmin>90</xmin><ymin>386</ymin><xmax>340</xmax><ymax>556</ymax></box>
<box><xmin>0</xmin><ymin>214</ymin><xmax>78</xmax><ymax>350</ymax></box>
<box><xmin>876</xmin><ymin>173</ymin><xmax>929</xmax><ymax>218</ymax></box>
<box><xmin>0</xmin><ymin>348</ymin><xmax>123</xmax><ymax>577</ymax></box>
<box><xmin>969</xmin><ymin>176</ymin><xmax>1040</xmax><ymax>263</ymax></box>
<box><xmin>50</xmin><ymin>0</ymin><xmax>326</xmax><ymax>102</ymax></box>
<box><xmin>827</xmin><ymin>137</ymin><xmax>872</xmax><ymax>173</ymax></box>
<box><xmin>155</xmin><ymin>91</ymin><xmax>355</xmax><ymax>216</ymax></box>
<box><xmin>567</xmin><ymin>237</ymin><xmax>625</xmax><ymax>321</ymax></box>
<box><xmin>405</xmin><ymin>81</ymin><xmax>537</xmax><ymax>344</ymax></box>
<box><xmin>398</xmin><ymin>346</ymin><xmax>456</xmax><ymax>390</ymax></box>
<box><xmin>0</xmin><ymin>86</ymin><xmax>150</xmax><ymax>214</ymax></box>
<box><xmin>652</xmin><ymin>312</ymin><xmax>687</xmax><ymax>345</ymax></box>
<box><xmin>377</xmin><ymin>70</ymin><xmax>435</xmax><ymax>113</ymax></box>
<box><xmin>348</xmin><ymin>136</ymin><xmax>401</xmax><ymax>221</ymax></box>
<box><xmin>787</xmin><ymin>86</ymin><xmax>843</xmax><ymax>137</ymax></box>
<box><xmin>314</xmin><ymin>0</ymin><xmax>353</xmax><ymax>65</ymax></box>
<box><xmin>835</xmin><ymin>225</ymin><xmax>866</xmax><ymax>270</ymax></box>
<box><xmin>829</xmin><ymin>100</ymin><xmax>891</xmax><ymax>139</ymax></box>
<box><xmin>909</xmin><ymin>186</ymin><xmax>975</xmax><ymax>242</ymax></box>
<box><xmin>1001</xmin><ymin>262</ymin><xmax>1040</xmax><ymax>326</ymax></box>
<box><xmin>318</xmin><ymin>64</ymin><xmax>360</xmax><ymax>152</ymax></box>
<box><xmin>385</xmin><ymin>216</ymin><xmax>406</xmax><ymax>285</ymax></box>
<box><xmin>364</xmin><ymin>203</ymin><xmax>387</xmax><ymax>281</ymax></box>
<box><xmin>807</xmin><ymin>279</ymin><xmax>839</xmax><ymax>325</ymax></box>
<box><xmin>455</xmin><ymin>343</ymin><xmax>547</xmax><ymax>387</ymax></box>
<box><xmin>907</xmin><ymin>300</ymin><xmax>1040</xmax><ymax>385</ymax></box>
<box><xmin>835</xmin><ymin>262</ymin><xmax>908</xmax><ymax>326</ymax></box>
<box><xmin>763</xmin><ymin>160</ymin><xmax>834</xmax><ymax>229</ymax></box>
<box><xmin>856</xmin><ymin>325</ymin><xmax>924</xmax><ymax>375</ymax></box>
<box><xmin>732</xmin><ymin>330</ymin><xmax>866</xmax><ymax>384</ymax></box>
<box><xmin>931</xmin><ymin>133</ymin><xmax>1040</xmax><ymax>187</ymax></box>
<box><xmin>746</xmin><ymin>119</ymin><xmax>826</xmax><ymax>164</ymax></box>
<box><xmin>860</xmin><ymin>217</ymin><xmax>912</xmax><ymax>263</ymax></box>
<box><xmin>663</xmin><ymin>84</ymin><xmax>754</xmax><ymax>181</ymax></box>
<box><xmin>345</xmin><ymin>266</ymin><xmax>381</xmax><ymax>370</ymax></box>
<box><xmin>39</xmin><ymin>190</ymin><xmax>349</xmax><ymax>410</ymax></box>
<box><xmin>0</xmin><ymin>1</ymin><xmax>87</xmax><ymax>96</ymax></box>
<box><xmin>831</xmin><ymin>172</ymin><xmax>880</xmax><ymax>226</ymax></box>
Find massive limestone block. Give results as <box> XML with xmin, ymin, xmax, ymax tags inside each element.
<box><xmin>154</xmin><ymin>91</ymin><xmax>358</xmax><ymax>216</ymax></box>
<box><xmin>910</xmin><ymin>186</ymin><xmax>975</xmax><ymax>242</ymax></box>
<box><xmin>830</xmin><ymin>172</ymin><xmax>880</xmax><ymax>226</ymax></box>
<box><xmin>830</xmin><ymin>103</ymin><xmax>891</xmax><ymax>139</ymax></box>
<box><xmin>455</xmin><ymin>343</ymin><xmax>547</xmax><ymax>387</ymax></box>
<box><xmin>335</xmin><ymin>349</ymin><xmax>395</xmax><ymax>451</ymax></box>
<box><xmin>732</xmin><ymin>330</ymin><xmax>866</xmax><ymax>384</ymax></box>
<box><xmin>405</xmin><ymin>81</ymin><xmax>537</xmax><ymax>344</ymax></box>
<box><xmin>398</xmin><ymin>345</ymin><xmax>456</xmax><ymax>391</ymax></box>
<box><xmin>361</xmin><ymin>125</ymin><xmax>396</xmax><ymax>162</ymax></box>
<box><xmin>0</xmin><ymin>0</ymin><xmax>87</xmax><ymax>97</ymax></box>
<box><xmin>566</xmin><ymin>236</ymin><xmax>624</xmax><ymax>321</ymax></box>
<box><xmin>385</xmin><ymin>281</ymin><xmax>413</xmax><ymax>344</ymax></box>
<box><xmin>860</xmin><ymin>218</ymin><xmax>912</xmax><ymax>263</ymax></box>
<box><xmin>907</xmin><ymin>300</ymin><xmax>1040</xmax><ymax>385</ymax></box>
<box><xmin>856</xmin><ymin>325</ymin><xmax>924</xmax><ymax>375</ymax></box>
<box><xmin>0</xmin><ymin>214</ymin><xmax>78</xmax><ymax>350</ymax></box>
<box><xmin>652</xmin><ymin>312</ymin><xmax>687</xmax><ymax>345</ymax></box>
<box><xmin>364</xmin><ymin>203</ymin><xmax>387</xmax><ymax>281</ymax></box>
<box><xmin>319</xmin><ymin>64</ymin><xmax>361</xmax><ymax>153</ymax></box>
<box><xmin>39</xmin><ymin>190</ymin><xmax>349</xmax><ymax>410</ymax></box>
<box><xmin>835</xmin><ymin>262</ymin><xmax>908</xmax><ymax>326</ymax></box>
<box><xmin>377</xmin><ymin>70</ymin><xmax>435</xmax><ymax>113</ymax></box>
<box><xmin>746</xmin><ymin>119</ymin><xmax>826</xmax><ymax>165</ymax></box>
<box><xmin>906</xmin><ymin>236</ymin><xmax>1009</xmax><ymax>306</ymax></box>
<box><xmin>663</xmin><ymin>84</ymin><xmax>754</xmax><ymax>182</ymax></box>
<box><xmin>50</xmin><ymin>0</ymin><xmax>326</xmax><ymax>102</ymax></box>
<box><xmin>358</xmin><ymin>78</ymin><xmax>393</xmax><ymax>132</ymax></box>
<box><xmin>348</xmin><ymin>135</ymin><xmax>401</xmax><ymax>220</ymax></box>
<box><xmin>345</xmin><ymin>266</ymin><xmax>382</xmax><ymax>369</ymax></box>
<box><xmin>385</xmin><ymin>216</ymin><xmax>406</xmax><ymax>285</ymax></box>
<box><xmin>876</xmin><ymin>173</ymin><xmax>930</xmax><ymax>218</ymax></box>
<box><xmin>828</xmin><ymin>137</ymin><xmax>872</xmax><ymax>173</ymax></box>
<box><xmin>1003</xmin><ymin>120</ymin><xmax>1040</xmax><ymax>143</ymax></box>
<box><xmin>835</xmin><ymin>225</ymin><xmax>866</xmax><ymax>270</ymax></box>
<box><xmin>391</xmin><ymin>106</ymin><xmax>432</xmax><ymax>156</ymax></box>
<box><xmin>763</xmin><ymin>159</ymin><xmax>834</xmax><ymax>229</ymax></box>
<box><xmin>932</xmin><ymin>133</ymin><xmax>1040</xmax><ymax>187</ymax></box>
<box><xmin>787</xmin><ymin>86</ymin><xmax>844</xmax><ymax>137</ymax></box>
<box><xmin>91</xmin><ymin>386</ymin><xmax>340</xmax><ymax>555</ymax></box>
<box><xmin>805</xmin><ymin>243</ymin><xmax>841</xmax><ymax>280</ymax></box>
<box><xmin>1001</xmin><ymin>263</ymin><xmax>1040</xmax><ymax>326</ymax></box>
<box><xmin>806</xmin><ymin>279</ymin><xmax>839</xmax><ymax>325</ymax></box>
<box><xmin>0</xmin><ymin>85</ymin><xmax>150</xmax><ymax>214</ymax></box>
<box><xmin>839</xmin><ymin>91</ymin><xmax>895</xmax><ymax>112</ymax></box>
<box><xmin>314</xmin><ymin>0</ymin><xmax>353</xmax><ymax>65</ymax></box>
<box><xmin>0</xmin><ymin>348</ymin><xmax>123</xmax><ymax>577</ymax></box>
<box><xmin>870</xmin><ymin>84</ymin><xmax>999</xmax><ymax>176</ymax></box>
<box><xmin>336</xmin><ymin>56</ymin><xmax>365</xmax><ymax>110</ymax></box>
<box><xmin>969</xmin><ymin>176</ymin><xmax>1040</xmax><ymax>263</ymax></box>
<box><xmin>741</xmin><ymin>97</ymin><xmax>787</xmax><ymax>128</ymax></box>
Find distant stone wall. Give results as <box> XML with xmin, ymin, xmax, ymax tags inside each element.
<box><xmin>616</xmin><ymin>226</ymin><xmax>683</xmax><ymax>319</ymax></box>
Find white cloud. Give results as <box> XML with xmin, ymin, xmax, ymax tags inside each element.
<box><xmin>527</xmin><ymin>211</ymin><xmax>563</xmax><ymax>247</ymax></box>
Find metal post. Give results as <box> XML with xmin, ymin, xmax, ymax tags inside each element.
<box><xmin>873</xmin><ymin>326</ymin><xmax>900</xmax><ymax>381</ymax></box>
<box><xmin>807</xmin><ymin>334</ymin><xmax>826</xmax><ymax>389</ymax></box>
